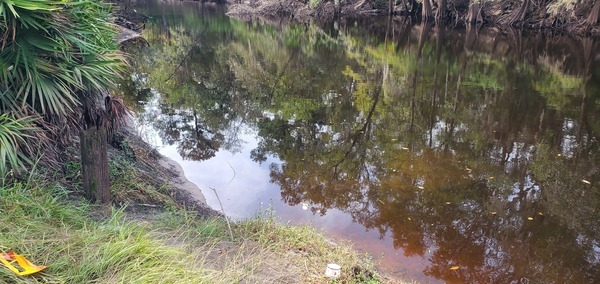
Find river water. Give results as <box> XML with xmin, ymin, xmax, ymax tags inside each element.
<box><xmin>121</xmin><ymin>1</ymin><xmax>600</xmax><ymax>282</ymax></box>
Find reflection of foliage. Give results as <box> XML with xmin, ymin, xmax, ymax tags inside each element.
<box><xmin>124</xmin><ymin>4</ymin><xmax>600</xmax><ymax>283</ymax></box>
<box><xmin>128</xmin><ymin>10</ymin><xmax>242</xmax><ymax>159</ymax></box>
<box><xmin>531</xmin><ymin>143</ymin><xmax>600</xmax><ymax>237</ymax></box>
<box><xmin>153</xmin><ymin>108</ymin><xmax>225</xmax><ymax>161</ymax></box>
<box><xmin>534</xmin><ymin>55</ymin><xmax>585</xmax><ymax>110</ymax></box>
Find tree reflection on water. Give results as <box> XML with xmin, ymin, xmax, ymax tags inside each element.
<box><xmin>122</xmin><ymin>2</ymin><xmax>600</xmax><ymax>282</ymax></box>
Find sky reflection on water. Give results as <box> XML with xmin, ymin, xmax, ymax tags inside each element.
<box><xmin>123</xmin><ymin>1</ymin><xmax>600</xmax><ymax>282</ymax></box>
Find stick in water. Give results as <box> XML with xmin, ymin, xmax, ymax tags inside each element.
<box><xmin>211</xmin><ymin>187</ymin><xmax>234</xmax><ymax>241</ymax></box>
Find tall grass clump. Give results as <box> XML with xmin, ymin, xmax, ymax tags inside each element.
<box><xmin>0</xmin><ymin>182</ymin><xmax>212</xmax><ymax>283</ymax></box>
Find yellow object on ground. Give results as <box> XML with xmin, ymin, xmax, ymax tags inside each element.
<box><xmin>0</xmin><ymin>252</ymin><xmax>47</xmax><ymax>276</ymax></box>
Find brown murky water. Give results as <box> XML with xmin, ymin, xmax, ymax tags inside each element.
<box><xmin>120</xmin><ymin>1</ymin><xmax>600</xmax><ymax>282</ymax></box>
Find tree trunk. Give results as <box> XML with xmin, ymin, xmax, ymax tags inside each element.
<box><xmin>422</xmin><ymin>0</ymin><xmax>433</xmax><ymax>22</ymax></box>
<box><xmin>417</xmin><ymin>22</ymin><xmax>433</xmax><ymax>57</ymax></box>
<box><xmin>80</xmin><ymin>127</ymin><xmax>110</xmax><ymax>204</ymax></box>
<box><xmin>436</xmin><ymin>0</ymin><xmax>447</xmax><ymax>23</ymax></box>
<box><xmin>464</xmin><ymin>23</ymin><xmax>479</xmax><ymax>52</ymax></box>
<box><xmin>467</xmin><ymin>2</ymin><xmax>483</xmax><ymax>24</ymax></box>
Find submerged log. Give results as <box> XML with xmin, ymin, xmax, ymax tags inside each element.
<box><xmin>80</xmin><ymin>127</ymin><xmax>110</xmax><ymax>204</ymax></box>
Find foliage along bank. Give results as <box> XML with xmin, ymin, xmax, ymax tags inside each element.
<box><xmin>224</xmin><ymin>0</ymin><xmax>600</xmax><ymax>37</ymax></box>
<box><xmin>0</xmin><ymin>0</ymin><xmax>125</xmax><ymax>181</ymax></box>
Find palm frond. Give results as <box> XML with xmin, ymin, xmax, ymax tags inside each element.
<box><xmin>1</xmin><ymin>0</ymin><xmax>125</xmax><ymax>118</ymax></box>
<box><xmin>105</xmin><ymin>95</ymin><xmax>132</xmax><ymax>134</ymax></box>
<box><xmin>0</xmin><ymin>0</ymin><xmax>128</xmax><ymax>172</ymax></box>
<box><xmin>0</xmin><ymin>113</ymin><xmax>40</xmax><ymax>177</ymax></box>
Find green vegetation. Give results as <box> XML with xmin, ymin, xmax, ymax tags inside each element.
<box><xmin>0</xmin><ymin>180</ymin><xmax>382</xmax><ymax>283</ymax></box>
<box><xmin>1</xmin><ymin>2</ymin><xmax>386</xmax><ymax>283</ymax></box>
<box><xmin>0</xmin><ymin>0</ymin><xmax>125</xmax><ymax>178</ymax></box>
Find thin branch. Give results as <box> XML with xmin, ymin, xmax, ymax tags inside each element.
<box><xmin>226</xmin><ymin>161</ymin><xmax>236</xmax><ymax>184</ymax></box>
<box><xmin>211</xmin><ymin>187</ymin><xmax>234</xmax><ymax>241</ymax></box>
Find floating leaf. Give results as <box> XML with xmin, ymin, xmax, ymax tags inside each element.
<box><xmin>538</xmin><ymin>212</ymin><xmax>544</xmax><ymax>216</ymax></box>
<box><xmin>557</xmin><ymin>153</ymin><xmax>562</xmax><ymax>157</ymax></box>
<box><xmin>449</xmin><ymin>266</ymin><xmax>460</xmax><ymax>270</ymax></box>
<box><xmin>489</xmin><ymin>176</ymin><xmax>494</xmax><ymax>180</ymax></box>
<box><xmin>527</xmin><ymin>217</ymin><xmax>534</xmax><ymax>221</ymax></box>
<box><xmin>491</xmin><ymin>212</ymin><xmax>497</xmax><ymax>215</ymax></box>
<box><xmin>417</xmin><ymin>186</ymin><xmax>425</xmax><ymax>189</ymax></box>
<box><xmin>582</xmin><ymin>180</ymin><xmax>591</xmax><ymax>184</ymax></box>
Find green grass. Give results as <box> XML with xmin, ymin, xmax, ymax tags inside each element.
<box><xmin>0</xmin><ymin>181</ymin><xmax>385</xmax><ymax>283</ymax></box>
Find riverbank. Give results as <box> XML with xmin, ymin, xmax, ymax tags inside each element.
<box><xmin>0</xmin><ymin>130</ymin><xmax>394</xmax><ymax>283</ymax></box>
<box><xmin>226</xmin><ymin>0</ymin><xmax>600</xmax><ymax>37</ymax></box>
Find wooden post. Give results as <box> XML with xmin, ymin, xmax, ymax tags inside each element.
<box><xmin>80</xmin><ymin>127</ymin><xmax>110</xmax><ymax>204</ymax></box>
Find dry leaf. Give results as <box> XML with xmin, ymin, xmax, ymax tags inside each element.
<box><xmin>527</xmin><ymin>217</ymin><xmax>534</xmax><ymax>221</ymax></box>
<box><xmin>449</xmin><ymin>266</ymin><xmax>460</xmax><ymax>270</ymax></box>
<box><xmin>582</xmin><ymin>180</ymin><xmax>591</xmax><ymax>184</ymax></box>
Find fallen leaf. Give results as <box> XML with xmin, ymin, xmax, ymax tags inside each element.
<box><xmin>538</xmin><ymin>212</ymin><xmax>544</xmax><ymax>216</ymax></box>
<box><xmin>445</xmin><ymin>202</ymin><xmax>451</xmax><ymax>205</ymax></box>
<box><xmin>401</xmin><ymin>147</ymin><xmax>409</xmax><ymax>150</ymax></box>
<box><xmin>491</xmin><ymin>212</ymin><xmax>497</xmax><ymax>215</ymax></box>
<box><xmin>582</xmin><ymin>180</ymin><xmax>591</xmax><ymax>184</ymax></box>
<box><xmin>557</xmin><ymin>153</ymin><xmax>562</xmax><ymax>157</ymax></box>
<box><xmin>417</xmin><ymin>186</ymin><xmax>425</xmax><ymax>189</ymax></box>
<box><xmin>527</xmin><ymin>217</ymin><xmax>534</xmax><ymax>221</ymax></box>
<box><xmin>489</xmin><ymin>176</ymin><xmax>494</xmax><ymax>180</ymax></box>
<box><xmin>449</xmin><ymin>266</ymin><xmax>460</xmax><ymax>270</ymax></box>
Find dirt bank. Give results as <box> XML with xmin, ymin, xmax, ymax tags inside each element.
<box><xmin>111</xmin><ymin>131</ymin><xmax>219</xmax><ymax>217</ymax></box>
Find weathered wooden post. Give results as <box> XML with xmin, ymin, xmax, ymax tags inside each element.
<box><xmin>80</xmin><ymin>126</ymin><xmax>110</xmax><ymax>204</ymax></box>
